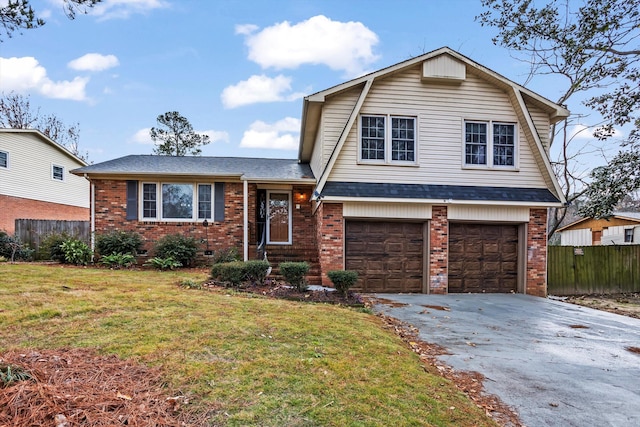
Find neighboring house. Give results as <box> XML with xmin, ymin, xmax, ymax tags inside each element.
<box><xmin>72</xmin><ymin>47</ymin><xmax>569</xmax><ymax>296</ymax></box>
<box><xmin>0</xmin><ymin>129</ymin><xmax>90</xmax><ymax>234</ymax></box>
<box><xmin>557</xmin><ymin>212</ymin><xmax>640</xmax><ymax>246</ymax></box>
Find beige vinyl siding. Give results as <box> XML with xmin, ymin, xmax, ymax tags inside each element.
<box><xmin>326</xmin><ymin>66</ymin><xmax>549</xmax><ymax>189</ymax></box>
<box><xmin>343</xmin><ymin>202</ymin><xmax>432</xmax><ymax>219</ymax></box>
<box><xmin>310</xmin><ymin>116</ymin><xmax>324</xmax><ymax>178</ymax></box>
<box><xmin>524</xmin><ymin>99</ymin><xmax>552</xmax><ymax>151</ymax></box>
<box><xmin>448</xmin><ymin>205</ymin><xmax>530</xmax><ymax>222</ymax></box>
<box><xmin>318</xmin><ymin>87</ymin><xmax>361</xmax><ymax>172</ymax></box>
<box><xmin>560</xmin><ymin>229</ymin><xmax>592</xmax><ymax>246</ymax></box>
<box><xmin>0</xmin><ymin>132</ymin><xmax>89</xmax><ymax>208</ymax></box>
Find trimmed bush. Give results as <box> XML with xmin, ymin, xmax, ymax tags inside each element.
<box><xmin>279</xmin><ymin>261</ymin><xmax>309</xmax><ymax>291</ymax></box>
<box><xmin>211</xmin><ymin>261</ymin><xmax>246</xmax><ymax>286</ymax></box>
<box><xmin>96</xmin><ymin>231</ymin><xmax>143</xmax><ymax>257</ymax></box>
<box><xmin>244</xmin><ymin>260</ymin><xmax>271</xmax><ymax>285</ymax></box>
<box><xmin>153</xmin><ymin>234</ymin><xmax>198</xmax><ymax>267</ymax></box>
<box><xmin>327</xmin><ymin>270</ymin><xmax>359</xmax><ymax>297</ymax></box>
<box><xmin>212</xmin><ymin>247</ymin><xmax>240</xmax><ymax>264</ymax></box>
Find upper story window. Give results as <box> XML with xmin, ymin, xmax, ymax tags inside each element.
<box><xmin>52</xmin><ymin>164</ymin><xmax>64</xmax><ymax>181</ymax></box>
<box><xmin>464</xmin><ymin>121</ymin><xmax>517</xmax><ymax>168</ymax></box>
<box><xmin>360</xmin><ymin>115</ymin><xmax>416</xmax><ymax>164</ymax></box>
<box><xmin>624</xmin><ymin>228</ymin><xmax>634</xmax><ymax>243</ymax></box>
<box><xmin>0</xmin><ymin>150</ymin><xmax>8</xmax><ymax>168</ymax></box>
<box><xmin>141</xmin><ymin>182</ymin><xmax>213</xmax><ymax>221</ymax></box>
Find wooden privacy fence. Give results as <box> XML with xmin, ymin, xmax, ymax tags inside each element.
<box><xmin>15</xmin><ymin>219</ymin><xmax>90</xmax><ymax>258</ymax></box>
<box><xmin>548</xmin><ymin>245</ymin><xmax>640</xmax><ymax>295</ymax></box>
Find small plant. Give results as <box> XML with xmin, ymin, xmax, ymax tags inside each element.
<box><xmin>39</xmin><ymin>232</ymin><xmax>71</xmax><ymax>261</ymax></box>
<box><xmin>60</xmin><ymin>239</ymin><xmax>92</xmax><ymax>266</ymax></box>
<box><xmin>327</xmin><ymin>270</ymin><xmax>359</xmax><ymax>297</ymax></box>
<box><xmin>100</xmin><ymin>253</ymin><xmax>136</xmax><ymax>269</ymax></box>
<box><xmin>144</xmin><ymin>256</ymin><xmax>182</xmax><ymax>271</ymax></box>
<box><xmin>0</xmin><ymin>256</ymin><xmax>6</xmax><ymax>262</ymax></box>
<box><xmin>212</xmin><ymin>247</ymin><xmax>240</xmax><ymax>264</ymax></box>
<box><xmin>153</xmin><ymin>234</ymin><xmax>198</xmax><ymax>267</ymax></box>
<box><xmin>211</xmin><ymin>261</ymin><xmax>246</xmax><ymax>287</ymax></box>
<box><xmin>96</xmin><ymin>230</ymin><xmax>143</xmax><ymax>257</ymax></box>
<box><xmin>0</xmin><ymin>364</ymin><xmax>34</xmax><ymax>387</ymax></box>
<box><xmin>244</xmin><ymin>260</ymin><xmax>271</xmax><ymax>285</ymax></box>
<box><xmin>180</xmin><ymin>279</ymin><xmax>202</xmax><ymax>290</ymax></box>
<box><xmin>279</xmin><ymin>261</ymin><xmax>310</xmax><ymax>291</ymax></box>
<box><xmin>0</xmin><ymin>231</ymin><xmax>33</xmax><ymax>262</ymax></box>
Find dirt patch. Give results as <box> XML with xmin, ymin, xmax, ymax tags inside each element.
<box><xmin>627</xmin><ymin>346</ymin><xmax>640</xmax><ymax>355</ymax></box>
<box><xmin>422</xmin><ymin>304</ymin><xmax>451</xmax><ymax>311</ymax></box>
<box><xmin>563</xmin><ymin>293</ymin><xmax>640</xmax><ymax>319</ymax></box>
<box><xmin>0</xmin><ymin>348</ymin><xmax>209</xmax><ymax>426</ymax></box>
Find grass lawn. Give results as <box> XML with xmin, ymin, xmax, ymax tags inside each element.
<box><xmin>0</xmin><ymin>263</ymin><xmax>498</xmax><ymax>426</ymax></box>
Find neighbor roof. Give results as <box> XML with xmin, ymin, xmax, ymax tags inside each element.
<box><xmin>71</xmin><ymin>155</ymin><xmax>315</xmax><ymax>182</ymax></box>
<box><xmin>321</xmin><ymin>182</ymin><xmax>561</xmax><ymax>204</ymax></box>
<box><xmin>557</xmin><ymin>212</ymin><xmax>640</xmax><ymax>232</ymax></box>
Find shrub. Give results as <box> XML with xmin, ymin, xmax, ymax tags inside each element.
<box><xmin>0</xmin><ymin>231</ymin><xmax>34</xmax><ymax>262</ymax></box>
<box><xmin>212</xmin><ymin>247</ymin><xmax>240</xmax><ymax>264</ymax></box>
<box><xmin>96</xmin><ymin>231</ymin><xmax>143</xmax><ymax>257</ymax></box>
<box><xmin>279</xmin><ymin>261</ymin><xmax>309</xmax><ymax>291</ymax></box>
<box><xmin>100</xmin><ymin>253</ymin><xmax>137</xmax><ymax>269</ymax></box>
<box><xmin>153</xmin><ymin>234</ymin><xmax>198</xmax><ymax>267</ymax></box>
<box><xmin>211</xmin><ymin>261</ymin><xmax>246</xmax><ymax>287</ymax></box>
<box><xmin>60</xmin><ymin>239</ymin><xmax>92</xmax><ymax>265</ymax></box>
<box><xmin>327</xmin><ymin>270</ymin><xmax>359</xmax><ymax>297</ymax></box>
<box><xmin>39</xmin><ymin>232</ymin><xmax>71</xmax><ymax>261</ymax></box>
<box><xmin>244</xmin><ymin>260</ymin><xmax>271</xmax><ymax>285</ymax></box>
<box><xmin>144</xmin><ymin>257</ymin><xmax>182</xmax><ymax>271</ymax></box>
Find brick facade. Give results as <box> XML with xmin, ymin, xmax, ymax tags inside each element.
<box><xmin>0</xmin><ymin>194</ymin><xmax>89</xmax><ymax>234</ymax></box>
<box><xmin>315</xmin><ymin>202</ymin><xmax>344</xmax><ymax>286</ymax></box>
<box><xmin>526</xmin><ymin>208</ymin><xmax>548</xmax><ymax>297</ymax></box>
<box><xmin>428</xmin><ymin>206</ymin><xmax>448</xmax><ymax>294</ymax></box>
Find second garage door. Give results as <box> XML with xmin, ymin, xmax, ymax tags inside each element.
<box><xmin>448</xmin><ymin>223</ymin><xmax>519</xmax><ymax>293</ymax></box>
<box><xmin>345</xmin><ymin>221</ymin><xmax>424</xmax><ymax>293</ymax></box>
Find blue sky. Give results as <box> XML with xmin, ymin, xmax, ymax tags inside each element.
<box><xmin>1</xmin><ymin>0</ymin><xmax>587</xmax><ymax>164</ymax></box>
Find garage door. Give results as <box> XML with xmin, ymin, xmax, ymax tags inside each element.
<box><xmin>345</xmin><ymin>221</ymin><xmax>424</xmax><ymax>293</ymax></box>
<box><xmin>449</xmin><ymin>223</ymin><xmax>518</xmax><ymax>293</ymax></box>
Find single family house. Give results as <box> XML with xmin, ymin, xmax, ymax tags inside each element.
<box><xmin>557</xmin><ymin>212</ymin><xmax>640</xmax><ymax>246</ymax></box>
<box><xmin>0</xmin><ymin>128</ymin><xmax>90</xmax><ymax>234</ymax></box>
<box><xmin>72</xmin><ymin>47</ymin><xmax>569</xmax><ymax>296</ymax></box>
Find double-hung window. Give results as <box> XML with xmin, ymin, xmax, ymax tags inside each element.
<box><xmin>141</xmin><ymin>182</ymin><xmax>213</xmax><ymax>221</ymax></box>
<box><xmin>464</xmin><ymin>121</ymin><xmax>516</xmax><ymax>168</ymax></box>
<box><xmin>624</xmin><ymin>228</ymin><xmax>634</xmax><ymax>243</ymax></box>
<box><xmin>0</xmin><ymin>150</ymin><xmax>8</xmax><ymax>169</ymax></box>
<box><xmin>52</xmin><ymin>164</ymin><xmax>64</xmax><ymax>181</ymax></box>
<box><xmin>360</xmin><ymin>114</ymin><xmax>416</xmax><ymax>164</ymax></box>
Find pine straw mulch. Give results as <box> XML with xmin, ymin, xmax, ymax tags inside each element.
<box><xmin>0</xmin><ymin>348</ymin><xmax>212</xmax><ymax>427</ymax></box>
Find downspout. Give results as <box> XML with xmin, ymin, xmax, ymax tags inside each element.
<box><xmin>83</xmin><ymin>173</ymin><xmax>95</xmax><ymax>262</ymax></box>
<box><xmin>242</xmin><ymin>175</ymin><xmax>249</xmax><ymax>261</ymax></box>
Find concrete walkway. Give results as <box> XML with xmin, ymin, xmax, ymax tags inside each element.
<box><xmin>372</xmin><ymin>294</ymin><xmax>640</xmax><ymax>427</ymax></box>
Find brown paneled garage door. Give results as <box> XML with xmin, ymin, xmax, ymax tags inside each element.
<box><xmin>345</xmin><ymin>221</ymin><xmax>424</xmax><ymax>293</ymax></box>
<box><xmin>449</xmin><ymin>223</ymin><xmax>519</xmax><ymax>293</ymax></box>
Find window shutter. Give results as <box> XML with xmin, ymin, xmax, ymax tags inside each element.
<box><xmin>214</xmin><ymin>182</ymin><xmax>225</xmax><ymax>222</ymax></box>
<box><xmin>126</xmin><ymin>180</ymin><xmax>138</xmax><ymax>220</ymax></box>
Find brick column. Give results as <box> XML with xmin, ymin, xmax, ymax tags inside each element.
<box><xmin>526</xmin><ymin>208</ymin><xmax>548</xmax><ymax>297</ymax></box>
<box><xmin>429</xmin><ymin>205</ymin><xmax>448</xmax><ymax>294</ymax></box>
<box><xmin>315</xmin><ymin>202</ymin><xmax>344</xmax><ymax>286</ymax></box>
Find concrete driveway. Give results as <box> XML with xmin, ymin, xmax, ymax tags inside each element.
<box><xmin>372</xmin><ymin>294</ymin><xmax>640</xmax><ymax>427</ymax></box>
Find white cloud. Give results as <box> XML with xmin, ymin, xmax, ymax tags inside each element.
<box><xmin>201</xmin><ymin>129</ymin><xmax>230</xmax><ymax>144</ymax></box>
<box><xmin>88</xmin><ymin>0</ymin><xmax>170</xmax><ymax>20</ymax></box>
<box><xmin>0</xmin><ymin>56</ymin><xmax>88</xmax><ymax>101</ymax></box>
<box><xmin>131</xmin><ymin>128</ymin><xmax>229</xmax><ymax>145</ymax></box>
<box><xmin>131</xmin><ymin>128</ymin><xmax>153</xmax><ymax>145</ymax></box>
<box><xmin>68</xmin><ymin>53</ymin><xmax>119</xmax><ymax>71</ymax></box>
<box><xmin>240</xmin><ymin>117</ymin><xmax>300</xmax><ymax>150</ymax></box>
<box><xmin>239</xmin><ymin>15</ymin><xmax>380</xmax><ymax>77</ymax></box>
<box><xmin>221</xmin><ymin>74</ymin><xmax>305</xmax><ymax>109</ymax></box>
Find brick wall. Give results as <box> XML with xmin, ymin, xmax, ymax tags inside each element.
<box><xmin>429</xmin><ymin>205</ymin><xmax>448</xmax><ymax>294</ymax></box>
<box><xmin>0</xmin><ymin>194</ymin><xmax>89</xmax><ymax>234</ymax></box>
<box><xmin>315</xmin><ymin>202</ymin><xmax>344</xmax><ymax>286</ymax></box>
<box><xmin>526</xmin><ymin>208</ymin><xmax>548</xmax><ymax>297</ymax></box>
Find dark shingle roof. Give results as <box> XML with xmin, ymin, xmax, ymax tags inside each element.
<box><xmin>321</xmin><ymin>182</ymin><xmax>560</xmax><ymax>203</ymax></box>
<box><xmin>71</xmin><ymin>155</ymin><xmax>315</xmax><ymax>181</ymax></box>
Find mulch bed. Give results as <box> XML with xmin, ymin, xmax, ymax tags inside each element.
<box><xmin>0</xmin><ymin>349</ymin><xmax>208</xmax><ymax>427</ymax></box>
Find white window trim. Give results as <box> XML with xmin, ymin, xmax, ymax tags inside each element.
<box><xmin>52</xmin><ymin>164</ymin><xmax>65</xmax><ymax>181</ymax></box>
<box><xmin>462</xmin><ymin>119</ymin><xmax>519</xmax><ymax>170</ymax></box>
<box><xmin>139</xmin><ymin>181</ymin><xmax>214</xmax><ymax>222</ymax></box>
<box><xmin>358</xmin><ymin>114</ymin><xmax>418</xmax><ymax>166</ymax></box>
<box><xmin>624</xmin><ymin>228</ymin><xmax>634</xmax><ymax>243</ymax></box>
<box><xmin>0</xmin><ymin>150</ymin><xmax>8</xmax><ymax>169</ymax></box>
<box><xmin>266</xmin><ymin>190</ymin><xmax>292</xmax><ymax>245</ymax></box>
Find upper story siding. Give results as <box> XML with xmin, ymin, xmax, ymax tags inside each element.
<box><xmin>315</xmin><ymin>65</ymin><xmax>553</xmax><ymax>189</ymax></box>
<box><xmin>0</xmin><ymin>130</ymin><xmax>89</xmax><ymax>208</ymax></box>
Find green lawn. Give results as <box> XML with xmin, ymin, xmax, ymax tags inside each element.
<box><xmin>0</xmin><ymin>263</ymin><xmax>497</xmax><ymax>426</ymax></box>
